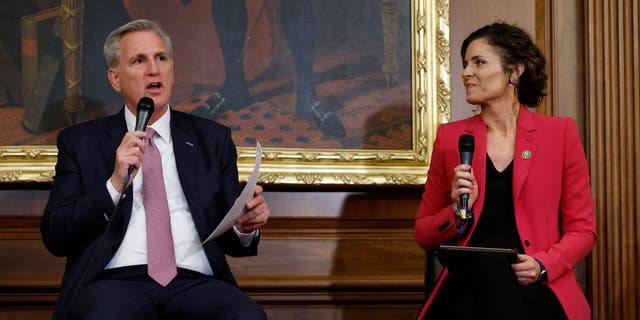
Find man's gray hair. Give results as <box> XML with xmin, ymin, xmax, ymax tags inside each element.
<box><xmin>103</xmin><ymin>19</ymin><xmax>173</xmax><ymax>68</ymax></box>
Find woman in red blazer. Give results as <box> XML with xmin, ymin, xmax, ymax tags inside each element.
<box><xmin>414</xmin><ymin>23</ymin><xmax>596</xmax><ymax>320</ymax></box>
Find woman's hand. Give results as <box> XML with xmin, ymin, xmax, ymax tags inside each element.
<box><xmin>451</xmin><ymin>164</ymin><xmax>478</xmax><ymax>209</ymax></box>
<box><xmin>512</xmin><ymin>254</ymin><xmax>542</xmax><ymax>285</ymax></box>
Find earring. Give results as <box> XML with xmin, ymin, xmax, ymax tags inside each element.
<box><xmin>508</xmin><ymin>78</ymin><xmax>518</xmax><ymax>86</ymax></box>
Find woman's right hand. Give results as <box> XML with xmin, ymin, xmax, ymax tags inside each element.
<box><xmin>451</xmin><ymin>164</ymin><xmax>478</xmax><ymax>209</ymax></box>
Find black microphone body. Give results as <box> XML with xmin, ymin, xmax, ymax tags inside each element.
<box><xmin>127</xmin><ymin>97</ymin><xmax>155</xmax><ymax>175</ymax></box>
<box><xmin>134</xmin><ymin>96</ymin><xmax>155</xmax><ymax>132</ymax></box>
<box><xmin>458</xmin><ymin>134</ymin><xmax>475</xmax><ymax>219</ymax></box>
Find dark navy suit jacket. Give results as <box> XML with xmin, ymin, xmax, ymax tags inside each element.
<box><xmin>41</xmin><ymin>108</ymin><xmax>259</xmax><ymax>320</ymax></box>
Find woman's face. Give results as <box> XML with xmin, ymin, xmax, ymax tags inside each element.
<box><xmin>461</xmin><ymin>38</ymin><xmax>512</xmax><ymax>106</ymax></box>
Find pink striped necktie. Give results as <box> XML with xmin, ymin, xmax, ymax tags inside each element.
<box><xmin>142</xmin><ymin>127</ymin><xmax>177</xmax><ymax>287</ymax></box>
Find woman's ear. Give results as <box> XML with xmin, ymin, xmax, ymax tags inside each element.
<box><xmin>513</xmin><ymin>63</ymin><xmax>525</xmax><ymax>78</ymax></box>
<box><xmin>107</xmin><ymin>68</ymin><xmax>121</xmax><ymax>92</ymax></box>
<box><xmin>517</xmin><ymin>62</ymin><xmax>525</xmax><ymax>75</ymax></box>
<box><xmin>508</xmin><ymin>63</ymin><xmax>525</xmax><ymax>85</ymax></box>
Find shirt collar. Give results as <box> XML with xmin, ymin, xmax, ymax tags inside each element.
<box><xmin>124</xmin><ymin>105</ymin><xmax>172</xmax><ymax>144</ymax></box>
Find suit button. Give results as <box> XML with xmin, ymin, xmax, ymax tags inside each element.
<box><xmin>524</xmin><ymin>240</ymin><xmax>530</xmax><ymax>247</ymax></box>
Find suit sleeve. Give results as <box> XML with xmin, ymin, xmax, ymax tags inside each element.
<box><xmin>215</xmin><ymin>127</ymin><xmax>259</xmax><ymax>257</ymax></box>
<box><xmin>40</xmin><ymin>129</ymin><xmax>116</xmax><ymax>257</ymax></box>
<box><xmin>414</xmin><ymin>125</ymin><xmax>460</xmax><ymax>252</ymax></box>
<box><xmin>535</xmin><ymin>118</ymin><xmax>597</xmax><ymax>282</ymax></box>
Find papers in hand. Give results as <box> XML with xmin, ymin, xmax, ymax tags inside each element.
<box><xmin>202</xmin><ymin>142</ymin><xmax>262</xmax><ymax>244</ymax></box>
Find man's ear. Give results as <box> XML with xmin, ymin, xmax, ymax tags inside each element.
<box><xmin>107</xmin><ymin>68</ymin><xmax>121</xmax><ymax>92</ymax></box>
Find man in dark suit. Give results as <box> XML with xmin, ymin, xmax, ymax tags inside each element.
<box><xmin>41</xmin><ymin>19</ymin><xmax>270</xmax><ymax>320</ymax></box>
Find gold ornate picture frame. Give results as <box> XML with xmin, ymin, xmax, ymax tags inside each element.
<box><xmin>0</xmin><ymin>0</ymin><xmax>449</xmax><ymax>186</ymax></box>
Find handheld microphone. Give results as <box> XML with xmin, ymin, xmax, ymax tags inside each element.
<box><xmin>134</xmin><ymin>97</ymin><xmax>155</xmax><ymax>132</ymax></box>
<box><xmin>458</xmin><ymin>134</ymin><xmax>474</xmax><ymax>220</ymax></box>
<box><xmin>127</xmin><ymin>97</ymin><xmax>155</xmax><ymax>176</ymax></box>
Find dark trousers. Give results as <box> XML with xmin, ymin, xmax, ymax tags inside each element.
<box><xmin>68</xmin><ymin>265</ymin><xmax>266</xmax><ymax>320</ymax></box>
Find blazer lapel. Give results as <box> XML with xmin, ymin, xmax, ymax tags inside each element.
<box><xmin>513</xmin><ymin>106</ymin><xmax>537</xmax><ymax>204</ymax></box>
<box><xmin>452</xmin><ymin>115</ymin><xmax>487</xmax><ymax>241</ymax></box>
<box><xmin>466</xmin><ymin>116</ymin><xmax>487</xmax><ymax>235</ymax></box>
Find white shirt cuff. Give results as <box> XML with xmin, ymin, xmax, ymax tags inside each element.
<box><xmin>233</xmin><ymin>225</ymin><xmax>259</xmax><ymax>247</ymax></box>
<box><xmin>106</xmin><ymin>179</ymin><xmax>121</xmax><ymax>204</ymax></box>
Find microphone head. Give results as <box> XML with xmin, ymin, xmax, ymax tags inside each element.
<box><xmin>137</xmin><ymin>97</ymin><xmax>155</xmax><ymax>115</ymax></box>
<box><xmin>134</xmin><ymin>97</ymin><xmax>155</xmax><ymax>132</ymax></box>
<box><xmin>458</xmin><ymin>134</ymin><xmax>475</xmax><ymax>153</ymax></box>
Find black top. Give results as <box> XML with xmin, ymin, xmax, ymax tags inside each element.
<box><xmin>427</xmin><ymin>155</ymin><xmax>567</xmax><ymax>319</ymax></box>
<box><xmin>468</xmin><ymin>155</ymin><xmax>523</xmax><ymax>253</ymax></box>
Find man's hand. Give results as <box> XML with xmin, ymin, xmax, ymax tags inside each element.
<box><xmin>110</xmin><ymin>130</ymin><xmax>146</xmax><ymax>193</ymax></box>
<box><xmin>235</xmin><ymin>185</ymin><xmax>270</xmax><ymax>233</ymax></box>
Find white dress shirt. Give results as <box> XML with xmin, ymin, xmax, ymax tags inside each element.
<box><xmin>105</xmin><ymin>107</ymin><xmax>255</xmax><ymax>275</ymax></box>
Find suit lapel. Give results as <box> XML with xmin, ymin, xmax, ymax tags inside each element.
<box><xmin>103</xmin><ymin>109</ymin><xmax>128</xmax><ymax>167</ymax></box>
<box><xmin>170</xmin><ymin>111</ymin><xmax>208</xmax><ymax>237</ymax></box>
<box><xmin>513</xmin><ymin>106</ymin><xmax>537</xmax><ymax>204</ymax></box>
<box><xmin>103</xmin><ymin>108</ymin><xmax>134</xmax><ymax>227</ymax></box>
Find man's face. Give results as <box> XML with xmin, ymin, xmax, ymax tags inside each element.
<box><xmin>108</xmin><ymin>30</ymin><xmax>174</xmax><ymax>121</ymax></box>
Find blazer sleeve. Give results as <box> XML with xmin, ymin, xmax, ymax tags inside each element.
<box><xmin>535</xmin><ymin>118</ymin><xmax>597</xmax><ymax>282</ymax></box>
<box><xmin>40</xmin><ymin>128</ymin><xmax>117</xmax><ymax>257</ymax></box>
<box><xmin>414</xmin><ymin>125</ymin><xmax>460</xmax><ymax>251</ymax></box>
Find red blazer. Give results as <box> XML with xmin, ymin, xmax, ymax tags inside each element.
<box><xmin>414</xmin><ymin>106</ymin><xmax>596</xmax><ymax>320</ymax></box>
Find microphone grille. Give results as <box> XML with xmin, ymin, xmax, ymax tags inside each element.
<box><xmin>458</xmin><ymin>134</ymin><xmax>475</xmax><ymax>152</ymax></box>
<box><xmin>137</xmin><ymin>97</ymin><xmax>155</xmax><ymax>113</ymax></box>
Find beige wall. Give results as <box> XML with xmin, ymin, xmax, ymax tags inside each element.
<box><xmin>450</xmin><ymin>0</ymin><xmax>536</xmax><ymax>121</ymax></box>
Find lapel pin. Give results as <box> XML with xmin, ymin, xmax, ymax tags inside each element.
<box><xmin>185</xmin><ymin>141</ymin><xmax>194</xmax><ymax>147</ymax></box>
<box><xmin>522</xmin><ymin>150</ymin><xmax>532</xmax><ymax>159</ymax></box>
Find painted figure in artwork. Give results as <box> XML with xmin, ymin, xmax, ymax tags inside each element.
<box><xmin>189</xmin><ymin>0</ymin><xmax>346</xmax><ymax>137</ymax></box>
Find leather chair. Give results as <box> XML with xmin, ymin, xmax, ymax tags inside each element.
<box><xmin>424</xmin><ymin>251</ymin><xmax>441</xmax><ymax>300</ymax></box>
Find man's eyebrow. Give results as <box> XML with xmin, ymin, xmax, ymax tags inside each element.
<box><xmin>129</xmin><ymin>53</ymin><xmax>146</xmax><ymax>61</ymax></box>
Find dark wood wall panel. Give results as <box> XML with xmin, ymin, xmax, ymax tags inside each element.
<box><xmin>586</xmin><ymin>0</ymin><xmax>640</xmax><ymax>319</ymax></box>
<box><xmin>265</xmin><ymin>306</ymin><xmax>419</xmax><ymax>320</ymax></box>
<box><xmin>0</xmin><ymin>189</ymin><xmax>425</xmax><ymax>320</ymax></box>
<box><xmin>230</xmin><ymin>227</ymin><xmax>424</xmax><ymax>292</ymax></box>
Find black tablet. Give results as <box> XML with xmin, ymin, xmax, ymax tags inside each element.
<box><xmin>436</xmin><ymin>245</ymin><xmax>519</xmax><ymax>268</ymax></box>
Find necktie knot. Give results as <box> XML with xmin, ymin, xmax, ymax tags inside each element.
<box><xmin>146</xmin><ymin>127</ymin><xmax>157</xmax><ymax>141</ymax></box>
